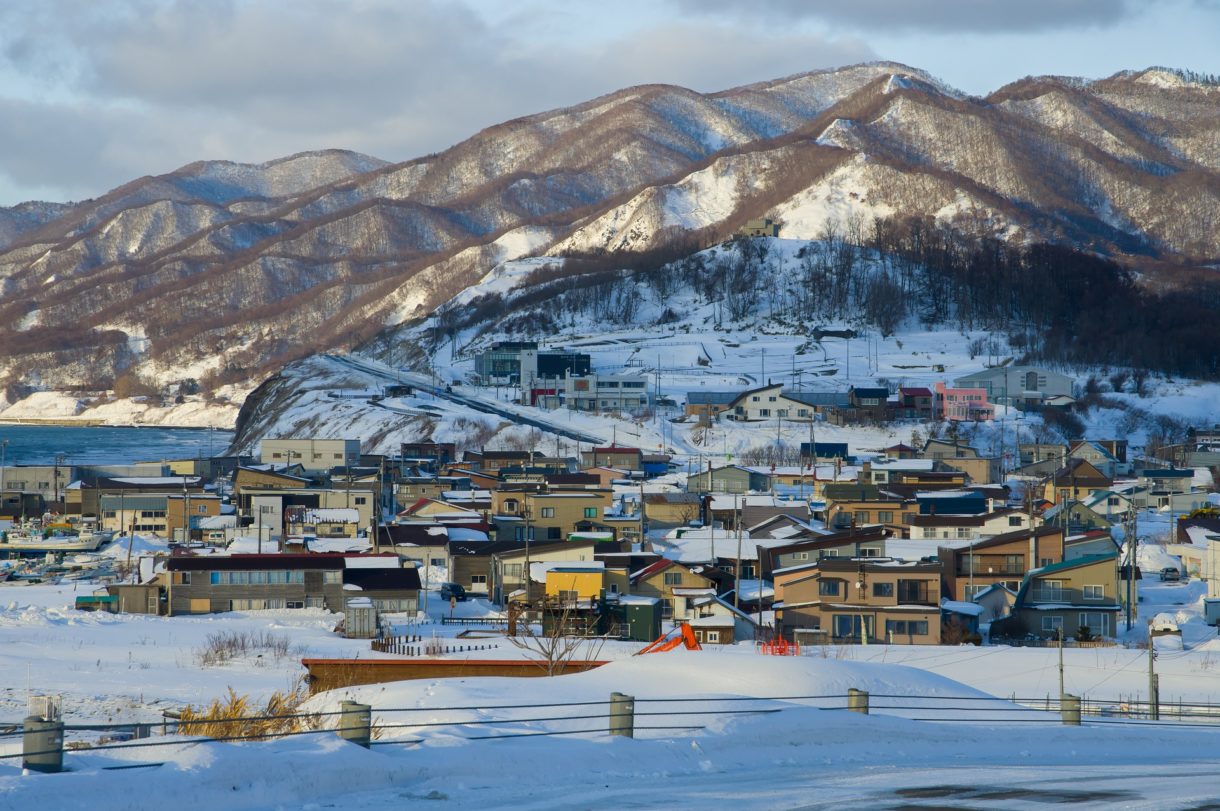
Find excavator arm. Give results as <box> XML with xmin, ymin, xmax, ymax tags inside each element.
<box><xmin>636</xmin><ymin>622</ymin><xmax>702</xmax><ymax>654</ymax></box>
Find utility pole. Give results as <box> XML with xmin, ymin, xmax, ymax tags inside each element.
<box><xmin>1125</xmin><ymin>503</ymin><xmax>1138</xmax><ymax>632</ymax></box>
<box><xmin>734</xmin><ymin>493</ymin><xmax>742</xmax><ymax>611</ymax></box>
<box><xmin>1148</xmin><ymin>625</ymin><xmax>1159</xmax><ymax>720</ymax></box>
<box><xmin>1058</xmin><ymin>627</ymin><xmax>1065</xmax><ymax>698</ymax></box>
<box><xmin>708</xmin><ymin>460</ymin><xmax>716</xmax><ymax>565</ymax></box>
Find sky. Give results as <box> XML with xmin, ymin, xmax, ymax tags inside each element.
<box><xmin>0</xmin><ymin>0</ymin><xmax>1218</xmax><ymax>206</ymax></box>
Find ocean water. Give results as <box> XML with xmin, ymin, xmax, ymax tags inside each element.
<box><xmin>0</xmin><ymin>425</ymin><xmax>235</xmax><ymax>466</ymax></box>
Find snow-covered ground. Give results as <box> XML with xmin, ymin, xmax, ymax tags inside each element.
<box><xmin>2</xmin><ymin>573</ymin><xmax>1220</xmax><ymax>809</ymax></box>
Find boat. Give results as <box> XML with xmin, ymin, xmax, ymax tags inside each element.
<box><xmin>0</xmin><ymin>517</ymin><xmax>113</xmax><ymax>557</ymax></box>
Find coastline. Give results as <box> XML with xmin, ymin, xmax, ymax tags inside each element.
<box><xmin>0</xmin><ymin>418</ymin><xmax>231</xmax><ymax>430</ymax></box>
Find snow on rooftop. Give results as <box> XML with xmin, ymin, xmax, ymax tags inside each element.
<box><xmin>343</xmin><ymin>555</ymin><xmax>402</xmax><ymax>569</ymax></box>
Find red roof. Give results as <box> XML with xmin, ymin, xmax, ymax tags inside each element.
<box><xmin>901</xmin><ymin>387</ymin><xmax>933</xmax><ymax>397</ymax></box>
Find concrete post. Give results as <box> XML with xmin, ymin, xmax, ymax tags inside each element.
<box><xmin>1061</xmin><ymin>693</ymin><xmax>1081</xmax><ymax>726</ymax></box>
<box><xmin>22</xmin><ymin>716</ymin><xmax>64</xmax><ymax>774</ymax></box>
<box><xmin>337</xmin><ymin>700</ymin><xmax>372</xmax><ymax>748</ymax></box>
<box><xmin>1150</xmin><ymin>674</ymin><xmax>1160</xmax><ymax>721</ymax></box>
<box><xmin>847</xmin><ymin>688</ymin><xmax>869</xmax><ymax>715</ymax></box>
<box><xmin>609</xmin><ymin>692</ymin><xmax>635</xmax><ymax>738</ymax></box>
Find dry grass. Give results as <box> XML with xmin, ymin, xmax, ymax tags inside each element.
<box><xmin>194</xmin><ymin>630</ymin><xmax>302</xmax><ymax>667</ymax></box>
<box><xmin>176</xmin><ymin>678</ymin><xmax>319</xmax><ymax>741</ymax></box>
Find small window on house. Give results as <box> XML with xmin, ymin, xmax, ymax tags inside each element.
<box><xmin>792</xmin><ymin>551</ymin><xmax>809</xmax><ymax>561</ymax></box>
<box><xmin>1083</xmin><ymin>585</ymin><xmax>1104</xmax><ymax>600</ymax></box>
<box><xmin>470</xmin><ymin>575</ymin><xmax>487</xmax><ymax>585</ymax></box>
<box><xmin>1042</xmin><ymin>616</ymin><xmax>1064</xmax><ymax>634</ymax></box>
<box><xmin>706</xmin><ymin>631</ymin><xmax>720</xmax><ymax>643</ymax></box>
<box><xmin>322</xmin><ymin>571</ymin><xmax>341</xmax><ymax>584</ymax></box>
<box><xmin>818</xmin><ymin>580</ymin><xmax>840</xmax><ymax>596</ymax></box>
<box><xmin>859</xmin><ymin>547</ymin><xmax>881</xmax><ymax>558</ymax></box>
<box><xmin>1009</xmin><ymin>516</ymin><xmax>1022</xmax><ymax>526</ymax></box>
<box><xmin>540</xmin><ymin>507</ymin><xmax>555</xmax><ymax>518</ymax></box>
<box><xmin>583</xmin><ymin>507</ymin><xmax>598</xmax><ymax>518</ymax></box>
<box><xmin>872</xmin><ymin>582</ymin><xmax>893</xmax><ymax>598</ymax></box>
<box><xmin>663</xmin><ymin>572</ymin><xmax>683</xmax><ymax>585</ymax></box>
<box><xmin>355</xmin><ymin>497</ymin><xmax>367</xmax><ymax>505</ymax></box>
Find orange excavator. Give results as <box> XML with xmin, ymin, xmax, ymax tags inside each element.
<box><xmin>635</xmin><ymin>623</ymin><xmax>702</xmax><ymax>655</ymax></box>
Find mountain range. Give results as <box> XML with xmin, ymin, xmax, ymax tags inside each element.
<box><xmin>1</xmin><ymin>62</ymin><xmax>1218</xmax><ymax>411</ymax></box>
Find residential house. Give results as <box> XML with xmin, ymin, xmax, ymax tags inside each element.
<box><xmin>727</xmin><ymin>384</ymin><xmax>842</xmax><ymax>422</ymax></box>
<box><xmin>1020</xmin><ymin>443</ymin><xmax>1068</xmax><ymax>466</ymax></box>
<box><xmin>892</xmin><ymin>387</ymin><xmax>934</xmax><ymax>420</ymax></box>
<box><xmin>162</xmin><ymin>553</ymin><xmax>419</xmax><ymax>615</ymax></box>
<box><xmin>934</xmin><ymin>382</ymin><xmax>995</xmax><ymax>421</ymax></box>
<box><xmin>631</xmin><ymin>559</ymin><xmax>731</xmax><ymax>618</ymax></box>
<box><xmin>686</xmin><ymin>465</ymin><xmax>772</xmax><ymax>495</ymax></box>
<box><xmin>954</xmin><ymin>366</ymin><xmax>1075</xmax><ymax>409</ymax></box>
<box><xmin>991</xmin><ymin>554</ymin><xmax>1121</xmax><ymax>640</ymax></box>
<box><xmin>284</xmin><ymin>507</ymin><xmax>362</xmax><ymax>539</ymax></box>
<box><xmin>939</xmin><ymin>526</ymin><xmax>1067</xmax><ymax>601</ymax></box>
<box><xmin>580</xmin><ymin>446</ymin><xmax>644</xmax><ymax>471</ymax></box>
<box><xmin>1043</xmin><ymin>459</ymin><xmax>1113</xmax><ymax>506</ymax></box>
<box><xmin>1042</xmin><ymin>501</ymin><xmax>1112</xmax><ymax>534</ymax></box>
<box><xmin>500</xmin><ymin>539</ymin><xmax>623</xmax><ymax>603</ymax></box>
<box><xmin>971</xmin><ymin>583</ymin><xmax>1017</xmax><ymax>624</ymax></box>
<box><xmin>684</xmin><ymin>391</ymin><xmax>739</xmax><ymax>422</ymax></box>
<box><xmin>259</xmin><ymin>438</ymin><xmax>361</xmax><ymax>472</ymax></box>
<box><xmin>775</xmin><ymin>558</ymin><xmax>942</xmax><ymax>644</ymax></box>
<box><xmin>491</xmin><ymin>489</ymin><xmax>615</xmax><ymax>542</ymax></box>
<box><xmin>907</xmin><ymin>508</ymin><xmax>1036</xmax><ymax>542</ymax></box>
<box><xmin>643</xmin><ymin>493</ymin><xmax>703</xmax><ymax>528</ymax></box>
<box><xmin>760</xmin><ymin>527</ymin><xmax>892</xmax><ymax>579</ymax></box>
<box><xmin>822</xmin><ymin>484</ymin><xmax>914</xmax><ymax>534</ymax></box>
<box><xmin>1068</xmin><ymin>440</ymin><xmax>1126</xmax><ymax>478</ymax></box>
<box><xmin>686</xmin><ymin>595</ymin><xmax>761</xmax><ymax>644</ymax></box>
<box><xmin>400</xmin><ymin>442</ymin><xmax>457</xmax><ymax>467</ymax></box>
<box><xmin>740</xmin><ymin>217</ymin><xmax>780</xmax><ymax>237</ymax></box>
<box><xmin>823</xmin><ymin>386</ymin><xmax>890</xmax><ymax>425</ymax></box>
<box><xmin>543</xmin><ymin>564</ymin><xmax>630</xmax><ymax>606</ymax></box>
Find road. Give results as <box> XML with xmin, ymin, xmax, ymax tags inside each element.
<box><xmin>325</xmin><ymin>353</ymin><xmax>608</xmax><ymax>446</ymax></box>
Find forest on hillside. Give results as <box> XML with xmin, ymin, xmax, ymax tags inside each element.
<box><xmin>431</xmin><ymin>216</ymin><xmax>1220</xmax><ymax>383</ymax></box>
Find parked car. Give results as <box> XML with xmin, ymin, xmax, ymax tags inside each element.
<box><xmin>440</xmin><ymin>582</ymin><xmax>468</xmax><ymax>602</ymax></box>
<box><xmin>1160</xmin><ymin>567</ymin><xmax>1182</xmax><ymax>582</ymax></box>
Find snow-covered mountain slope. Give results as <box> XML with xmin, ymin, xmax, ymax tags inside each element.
<box><xmin>1</xmin><ymin>63</ymin><xmax>1218</xmax><ymax>414</ymax></box>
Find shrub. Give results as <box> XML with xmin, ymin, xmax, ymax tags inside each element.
<box><xmin>176</xmin><ymin>678</ymin><xmax>318</xmax><ymax>740</ymax></box>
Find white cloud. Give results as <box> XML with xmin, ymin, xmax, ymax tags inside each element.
<box><xmin>0</xmin><ymin>0</ymin><xmax>874</xmax><ymax>204</ymax></box>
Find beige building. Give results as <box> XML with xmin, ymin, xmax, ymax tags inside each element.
<box><xmin>259</xmin><ymin>438</ymin><xmax>361</xmax><ymax>471</ymax></box>
<box><xmin>776</xmin><ymin>558</ymin><xmax>943</xmax><ymax>644</ymax></box>
<box><xmin>993</xmin><ymin>554</ymin><xmax>1121</xmax><ymax>640</ymax></box>
<box><xmin>492</xmin><ymin>489</ymin><xmax>614</xmax><ymax>542</ymax></box>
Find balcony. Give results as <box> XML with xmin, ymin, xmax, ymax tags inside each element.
<box><xmin>1032</xmin><ymin>588</ymin><xmax>1067</xmax><ymax>603</ymax></box>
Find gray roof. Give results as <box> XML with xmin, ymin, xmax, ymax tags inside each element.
<box><xmin>686</xmin><ymin>391</ymin><xmax>740</xmax><ymax>405</ymax></box>
<box><xmin>781</xmin><ymin>389</ymin><xmax>849</xmax><ymax>407</ymax></box>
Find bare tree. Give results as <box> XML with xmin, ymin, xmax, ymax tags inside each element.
<box><xmin>508</xmin><ymin>601</ymin><xmax>607</xmax><ymax>676</ymax></box>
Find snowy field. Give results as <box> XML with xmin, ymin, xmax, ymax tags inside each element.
<box><xmin>2</xmin><ymin>576</ymin><xmax>1220</xmax><ymax>809</ymax></box>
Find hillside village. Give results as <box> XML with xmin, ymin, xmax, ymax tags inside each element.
<box><xmin>5</xmin><ymin>370</ymin><xmax>1219</xmax><ymax>654</ymax></box>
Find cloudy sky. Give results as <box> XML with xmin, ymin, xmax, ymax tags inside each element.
<box><xmin>1</xmin><ymin>0</ymin><xmax>1218</xmax><ymax>205</ymax></box>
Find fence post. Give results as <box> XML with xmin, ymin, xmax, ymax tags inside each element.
<box><xmin>337</xmin><ymin>700</ymin><xmax>372</xmax><ymax>748</ymax></box>
<box><xmin>847</xmin><ymin>688</ymin><xmax>869</xmax><ymax>715</ymax></box>
<box><xmin>1061</xmin><ymin>693</ymin><xmax>1081</xmax><ymax>726</ymax></box>
<box><xmin>609</xmin><ymin>692</ymin><xmax>635</xmax><ymax>738</ymax></box>
<box><xmin>23</xmin><ymin>716</ymin><xmax>64</xmax><ymax>774</ymax></box>
<box><xmin>1150</xmin><ymin>674</ymin><xmax>1160</xmax><ymax>721</ymax></box>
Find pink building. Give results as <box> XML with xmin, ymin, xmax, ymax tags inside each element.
<box><xmin>934</xmin><ymin>382</ymin><xmax>995</xmax><ymax>421</ymax></box>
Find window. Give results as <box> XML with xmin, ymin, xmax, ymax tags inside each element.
<box><xmin>1008</xmin><ymin>516</ymin><xmax>1023</xmax><ymax>526</ymax></box>
<box><xmin>470</xmin><ymin>574</ymin><xmax>487</xmax><ymax>585</ymax></box>
<box><xmin>1078</xmin><ymin>613</ymin><xmax>1109</xmax><ymax>636</ymax></box>
<box><xmin>955</xmin><ymin>527</ymin><xmax>972</xmax><ymax>539</ymax></box>
<box><xmin>832</xmin><ymin>614</ymin><xmax>873</xmax><ymax>639</ymax></box>
<box><xmin>1083</xmin><ymin>585</ymin><xmax>1104</xmax><ymax>600</ymax></box>
<box><xmin>792</xmin><ymin>551</ymin><xmax>809</xmax><ymax>561</ymax></box>
<box><xmin>818</xmin><ymin>579</ymin><xmax>841</xmax><ymax>596</ymax></box>
<box><xmin>355</xmin><ymin>497</ymin><xmax>367</xmax><ymax>505</ymax></box>
<box><xmin>546</xmin><ymin>527</ymin><xmax>561</xmax><ymax>540</ymax></box>
<box><xmin>323</xmin><ymin>571</ymin><xmax>341</xmax><ymax>584</ymax></box>
<box><xmin>663</xmin><ymin>572</ymin><xmax>683</xmax><ymax>585</ymax></box>
<box><xmin>287</xmin><ymin>600</ymin><xmax>305</xmax><ymax>609</ymax></box>
<box><xmin>896</xmin><ymin>580</ymin><xmax>929</xmax><ymax>603</ymax></box>
<box><xmin>759</xmin><ymin>409</ymin><xmax>770</xmax><ymax>417</ymax></box>
<box><xmin>504</xmin><ymin>499</ymin><xmax>519</xmax><ymax>513</ymax></box>
<box><xmin>706</xmin><ymin>631</ymin><xmax>720</xmax><ymax>643</ymax></box>
<box><xmin>877</xmin><ymin>511</ymin><xmax>893</xmax><ymax>523</ymax></box>
<box><xmin>1037</xmin><ymin>579</ymin><xmax>1064</xmax><ymax>601</ymax></box>
<box><xmin>583</xmin><ymin>507</ymin><xmax>598</xmax><ymax>518</ymax></box>
<box><xmin>430</xmin><ymin>557</ymin><xmax>445</xmax><ymax>567</ymax></box>
<box><xmin>872</xmin><ymin>582</ymin><xmax>893</xmax><ymax>598</ymax></box>
<box><xmin>1042</xmin><ymin>616</ymin><xmax>1064</xmax><ymax>634</ymax></box>
<box><xmin>860</xmin><ymin>547</ymin><xmax>881</xmax><ymax>558</ymax></box>
<box><xmin>197</xmin><ymin>505</ymin><xmax>208</xmax><ymax>514</ymax></box>
<box><xmin>885</xmin><ymin>620</ymin><xmax>929</xmax><ymax>636</ymax></box>
<box><xmin>740</xmin><ymin>564</ymin><xmax>756</xmax><ymax>579</ymax></box>
<box><xmin>540</xmin><ymin>507</ymin><xmax>555</xmax><ymax>518</ymax></box>
<box><xmin>558</xmin><ymin>590</ymin><xmax>579</xmax><ymax>604</ymax></box>
<box><xmin>853</xmin><ymin>511</ymin><xmax>869</xmax><ymax>524</ymax></box>
<box><xmin>504</xmin><ymin>563</ymin><xmax>523</xmax><ymax>579</ymax></box>
<box><xmin>179</xmin><ymin>573</ymin><xmax>191</xmax><ymax>585</ymax></box>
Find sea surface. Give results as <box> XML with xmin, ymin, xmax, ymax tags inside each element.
<box><xmin>0</xmin><ymin>425</ymin><xmax>235</xmax><ymax>466</ymax></box>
